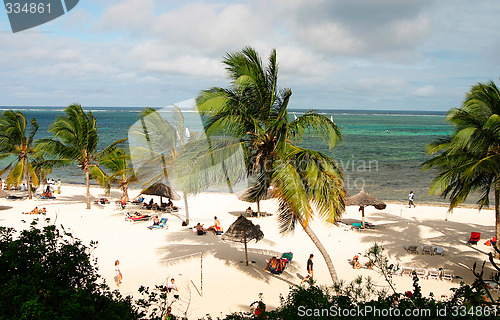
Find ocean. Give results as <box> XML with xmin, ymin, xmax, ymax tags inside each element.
<box><xmin>0</xmin><ymin>106</ymin><xmax>458</xmax><ymax>205</ymax></box>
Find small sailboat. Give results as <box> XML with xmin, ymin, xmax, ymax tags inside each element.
<box><xmin>330</xmin><ymin>116</ymin><xmax>333</xmax><ymax>122</ymax></box>
<box><xmin>293</xmin><ymin>113</ymin><xmax>297</xmax><ymax>120</ymax></box>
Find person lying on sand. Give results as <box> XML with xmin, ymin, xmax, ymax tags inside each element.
<box><xmin>23</xmin><ymin>207</ymin><xmax>47</xmax><ymax>215</ymax></box>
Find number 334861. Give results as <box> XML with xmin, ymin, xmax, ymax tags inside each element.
<box><xmin>5</xmin><ymin>3</ymin><xmax>51</xmax><ymax>14</ymax></box>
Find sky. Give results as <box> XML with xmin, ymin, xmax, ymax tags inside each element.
<box><xmin>1</xmin><ymin>0</ymin><xmax>500</xmax><ymax>111</ymax></box>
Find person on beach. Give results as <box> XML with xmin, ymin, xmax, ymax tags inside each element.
<box><xmin>408</xmin><ymin>191</ymin><xmax>415</xmax><ymax>208</ymax></box>
<box><xmin>352</xmin><ymin>253</ymin><xmax>362</xmax><ymax>269</ymax></box>
<box><xmin>301</xmin><ymin>254</ymin><xmax>314</xmax><ymax>284</ymax></box>
<box><xmin>206</xmin><ymin>216</ymin><xmax>222</xmax><ymax>234</ymax></box>
<box><xmin>153</xmin><ymin>215</ymin><xmax>160</xmax><ymax>226</ymax></box>
<box><xmin>195</xmin><ymin>223</ymin><xmax>206</xmax><ymax>235</ymax></box>
<box><xmin>57</xmin><ymin>179</ymin><xmax>61</xmax><ymax>194</ymax></box>
<box><xmin>115</xmin><ymin>260</ymin><xmax>123</xmax><ymax>287</ymax></box>
<box><xmin>167</xmin><ymin>278</ymin><xmax>179</xmax><ymax>299</ymax></box>
<box><xmin>164</xmin><ymin>306</ymin><xmax>176</xmax><ymax>320</ymax></box>
<box><xmin>0</xmin><ymin>178</ymin><xmax>3</xmax><ymax>190</ymax></box>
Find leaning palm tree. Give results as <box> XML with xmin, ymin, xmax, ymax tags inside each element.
<box><xmin>37</xmin><ymin>104</ymin><xmax>123</xmax><ymax>209</ymax></box>
<box><xmin>423</xmin><ymin>80</ymin><xmax>500</xmax><ymax>258</ymax></box>
<box><xmin>0</xmin><ymin>110</ymin><xmax>41</xmax><ymax>199</ymax></box>
<box><xmin>195</xmin><ymin>47</ymin><xmax>345</xmax><ymax>283</ymax></box>
<box><xmin>90</xmin><ymin>147</ymin><xmax>137</xmax><ymax>199</ymax></box>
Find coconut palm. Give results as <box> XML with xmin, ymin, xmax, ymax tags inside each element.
<box><xmin>37</xmin><ymin>104</ymin><xmax>123</xmax><ymax>209</ymax></box>
<box><xmin>0</xmin><ymin>110</ymin><xmax>41</xmax><ymax>199</ymax></box>
<box><xmin>90</xmin><ymin>147</ymin><xmax>137</xmax><ymax>199</ymax></box>
<box><xmin>424</xmin><ymin>80</ymin><xmax>500</xmax><ymax>257</ymax></box>
<box><xmin>128</xmin><ymin>106</ymin><xmax>194</xmax><ymax>223</ymax></box>
<box><xmin>195</xmin><ymin>47</ymin><xmax>345</xmax><ymax>283</ymax></box>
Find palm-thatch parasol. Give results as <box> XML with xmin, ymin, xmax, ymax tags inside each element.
<box><xmin>236</xmin><ymin>186</ymin><xmax>274</xmax><ymax>217</ymax></box>
<box><xmin>345</xmin><ymin>188</ymin><xmax>386</xmax><ymax>228</ymax></box>
<box><xmin>221</xmin><ymin>215</ymin><xmax>264</xmax><ymax>266</ymax></box>
<box><xmin>140</xmin><ymin>182</ymin><xmax>181</xmax><ymax>204</ymax></box>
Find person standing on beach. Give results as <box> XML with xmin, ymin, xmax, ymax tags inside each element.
<box><xmin>301</xmin><ymin>254</ymin><xmax>314</xmax><ymax>284</ymax></box>
<box><xmin>57</xmin><ymin>179</ymin><xmax>61</xmax><ymax>194</ymax></box>
<box><xmin>408</xmin><ymin>191</ymin><xmax>415</xmax><ymax>208</ymax></box>
<box><xmin>115</xmin><ymin>260</ymin><xmax>123</xmax><ymax>287</ymax></box>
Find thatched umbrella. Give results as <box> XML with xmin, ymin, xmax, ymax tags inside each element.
<box><xmin>345</xmin><ymin>188</ymin><xmax>386</xmax><ymax>228</ymax></box>
<box><xmin>236</xmin><ymin>186</ymin><xmax>274</xmax><ymax>217</ymax></box>
<box><xmin>140</xmin><ymin>182</ymin><xmax>181</xmax><ymax>204</ymax></box>
<box><xmin>221</xmin><ymin>215</ymin><xmax>264</xmax><ymax>266</ymax></box>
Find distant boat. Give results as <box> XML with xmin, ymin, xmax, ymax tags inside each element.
<box><xmin>293</xmin><ymin>113</ymin><xmax>297</xmax><ymax>120</ymax></box>
<box><xmin>185</xmin><ymin>127</ymin><xmax>191</xmax><ymax>138</ymax></box>
<box><xmin>386</xmin><ymin>130</ymin><xmax>390</xmax><ymax>133</ymax></box>
<box><xmin>330</xmin><ymin>116</ymin><xmax>333</xmax><ymax>122</ymax></box>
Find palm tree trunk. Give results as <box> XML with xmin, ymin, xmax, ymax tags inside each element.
<box><xmin>24</xmin><ymin>158</ymin><xmax>33</xmax><ymax>200</ymax></box>
<box><xmin>85</xmin><ymin>169</ymin><xmax>91</xmax><ymax>209</ymax></box>
<box><xmin>300</xmin><ymin>218</ymin><xmax>339</xmax><ymax>284</ymax></box>
<box><xmin>495</xmin><ymin>178</ymin><xmax>500</xmax><ymax>259</ymax></box>
<box><xmin>183</xmin><ymin>192</ymin><xmax>189</xmax><ymax>225</ymax></box>
<box><xmin>361</xmin><ymin>206</ymin><xmax>365</xmax><ymax>228</ymax></box>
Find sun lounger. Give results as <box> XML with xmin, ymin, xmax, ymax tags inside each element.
<box><xmin>442</xmin><ymin>269</ymin><xmax>454</xmax><ymax>281</ymax></box>
<box><xmin>433</xmin><ymin>246</ymin><xmax>444</xmax><ymax>256</ymax></box>
<box><xmin>401</xmin><ymin>267</ymin><xmax>414</xmax><ymax>277</ymax></box>
<box><xmin>421</xmin><ymin>245</ymin><xmax>433</xmax><ymax>255</ymax></box>
<box><xmin>428</xmin><ymin>269</ymin><xmax>440</xmax><ymax>280</ymax></box>
<box><xmin>404</xmin><ymin>245</ymin><xmax>418</xmax><ymax>254</ymax></box>
<box><xmin>467</xmin><ymin>232</ymin><xmax>481</xmax><ymax>245</ymax></box>
<box><xmin>147</xmin><ymin>218</ymin><xmax>168</xmax><ymax>230</ymax></box>
<box><xmin>415</xmin><ymin>268</ymin><xmax>427</xmax><ymax>279</ymax></box>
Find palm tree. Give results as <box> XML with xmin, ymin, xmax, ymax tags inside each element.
<box><xmin>195</xmin><ymin>47</ymin><xmax>345</xmax><ymax>283</ymax></box>
<box><xmin>90</xmin><ymin>147</ymin><xmax>137</xmax><ymax>199</ymax></box>
<box><xmin>128</xmin><ymin>106</ymin><xmax>193</xmax><ymax>223</ymax></box>
<box><xmin>424</xmin><ymin>80</ymin><xmax>500</xmax><ymax>257</ymax></box>
<box><xmin>37</xmin><ymin>104</ymin><xmax>123</xmax><ymax>209</ymax></box>
<box><xmin>0</xmin><ymin>110</ymin><xmax>41</xmax><ymax>199</ymax></box>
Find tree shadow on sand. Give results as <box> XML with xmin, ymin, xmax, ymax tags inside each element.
<box><xmin>354</xmin><ymin>210</ymin><xmax>498</xmax><ymax>283</ymax></box>
<box><xmin>157</xmin><ymin>228</ymin><xmax>300</xmax><ymax>284</ymax></box>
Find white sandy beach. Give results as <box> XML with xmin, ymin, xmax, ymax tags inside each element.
<box><xmin>0</xmin><ymin>184</ymin><xmax>499</xmax><ymax>319</ymax></box>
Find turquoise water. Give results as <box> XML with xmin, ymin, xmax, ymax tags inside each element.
<box><xmin>0</xmin><ymin>107</ymin><xmax>454</xmax><ymax>204</ymax></box>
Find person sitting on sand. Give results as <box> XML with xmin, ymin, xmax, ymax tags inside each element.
<box><xmin>352</xmin><ymin>254</ymin><xmax>362</xmax><ymax>269</ymax></box>
<box><xmin>195</xmin><ymin>223</ymin><xmax>206</xmax><ymax>235</ymax></box>
<box><xmin>245</xmin><ymin>206</ymin><xmax>253</xmax><ymax>216</ymax></box>
<box><xmin>164</xmin><ymin>306</ymin><xmax>176</xmax><ymax>320</ymax></box>
<box><xmin>206</xmin><ymin>216</ymin><xmax>223</xmax><ymax>234</ymax></box>
<box><xmin>167</xmin><ymin>199</ymin><xmax>179</xmax><ymax>211</ymax></box>
<box><xmin>153</xmin><ymin>215</ymin><xmax>160</xmax><ymax>226</ymax></box>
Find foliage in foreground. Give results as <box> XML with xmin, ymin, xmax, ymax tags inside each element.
<box><xmin>0</xmin><ymin>220</ymin><xmax>139</xmax><ymax>320</ymax></box>
<box><xmin>224</xmin><ymin>243</ymin><xmax>500</xmax><ymax>320</ymax></box>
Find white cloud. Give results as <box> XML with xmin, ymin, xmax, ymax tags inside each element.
<box><xmin>413</xmin><ymin>85</ymin><xmax>436</xmax><ymax>97</ymax></box>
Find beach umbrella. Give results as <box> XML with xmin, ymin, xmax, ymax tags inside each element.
<box><xmin>140</xmin><ymin>182</ymin><xmax>181</xmax><ymax>203</ymax></box>
<box><xmin>345</xmin><ymin>188</ymin><xmax>386</xmax><ymax>228</ymax></box>
<box><xmin>221</xmin><ymin>215</ymin><xmax>264</xmax><ymax>266</ymax></box>
<box><xmin>236</xmin><ymin>185</ymin><xmax>274</xmax><ymax>217</ymax></box>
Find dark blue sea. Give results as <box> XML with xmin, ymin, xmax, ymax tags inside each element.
<box><xmin>0</xmin><ymin>106</ymin><xmax>455</xmax><ymax>205</ymax></box>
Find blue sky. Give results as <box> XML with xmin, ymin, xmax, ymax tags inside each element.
<box><xmin>1</xmin><ymin>0</ymin><xmax>499</xmax><ymax>111</ymax></box>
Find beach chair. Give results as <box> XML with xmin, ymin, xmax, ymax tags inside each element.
<box><xmin>415</xmin><ymin>268</ymin><xmax>427</xmax><ymax>279</ymax></box>
<box><xmin>485</xmin><ymin>280</ymin><xmax>500</xmax><ymax>293</ymax></box>
<box><xmin>147</xmin><ymin>218</ymin><xmax>168</xmax><ymax>230</ymax></box>
<box><xmin>467</xmin><ymin>232</ymin><xmax>481</xmax><ymax>245</ymax></box>
<box><xmin>428</xmin><ymin>269</ymin><xmax>440</xmax><ymax>280</ymax></box>
<box><xmin>421</xmin><ymin>245</ymin><xmax>433</xmax><ymax>255</ymax></box>
<box><xmin>442</xmin><ymin>269</ymin><xmax>454</xmax><ymax>281</ymax></box>
<box><xmin>388</xmin><ymin>265</ymin><xmax>401</xmax><ymax>277</ymax></box>
<box><xmin>404</xmin><ymin>245</ymin><xmax>419</xmax><ymax>254</ymax></box>
<box><xmin>351</xmin><ymin>222</ymin><xmax>362</xmax><ymax>230</ymax></box>
<box><xmin>433</xmin><ymin>246</ymin><xmax>444</xmax><ymax>256</ymax></box>
<box><xmin>401</xmin><ymin>267</ymin><xmax>414</xmax><ymax>277</ymax></box>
